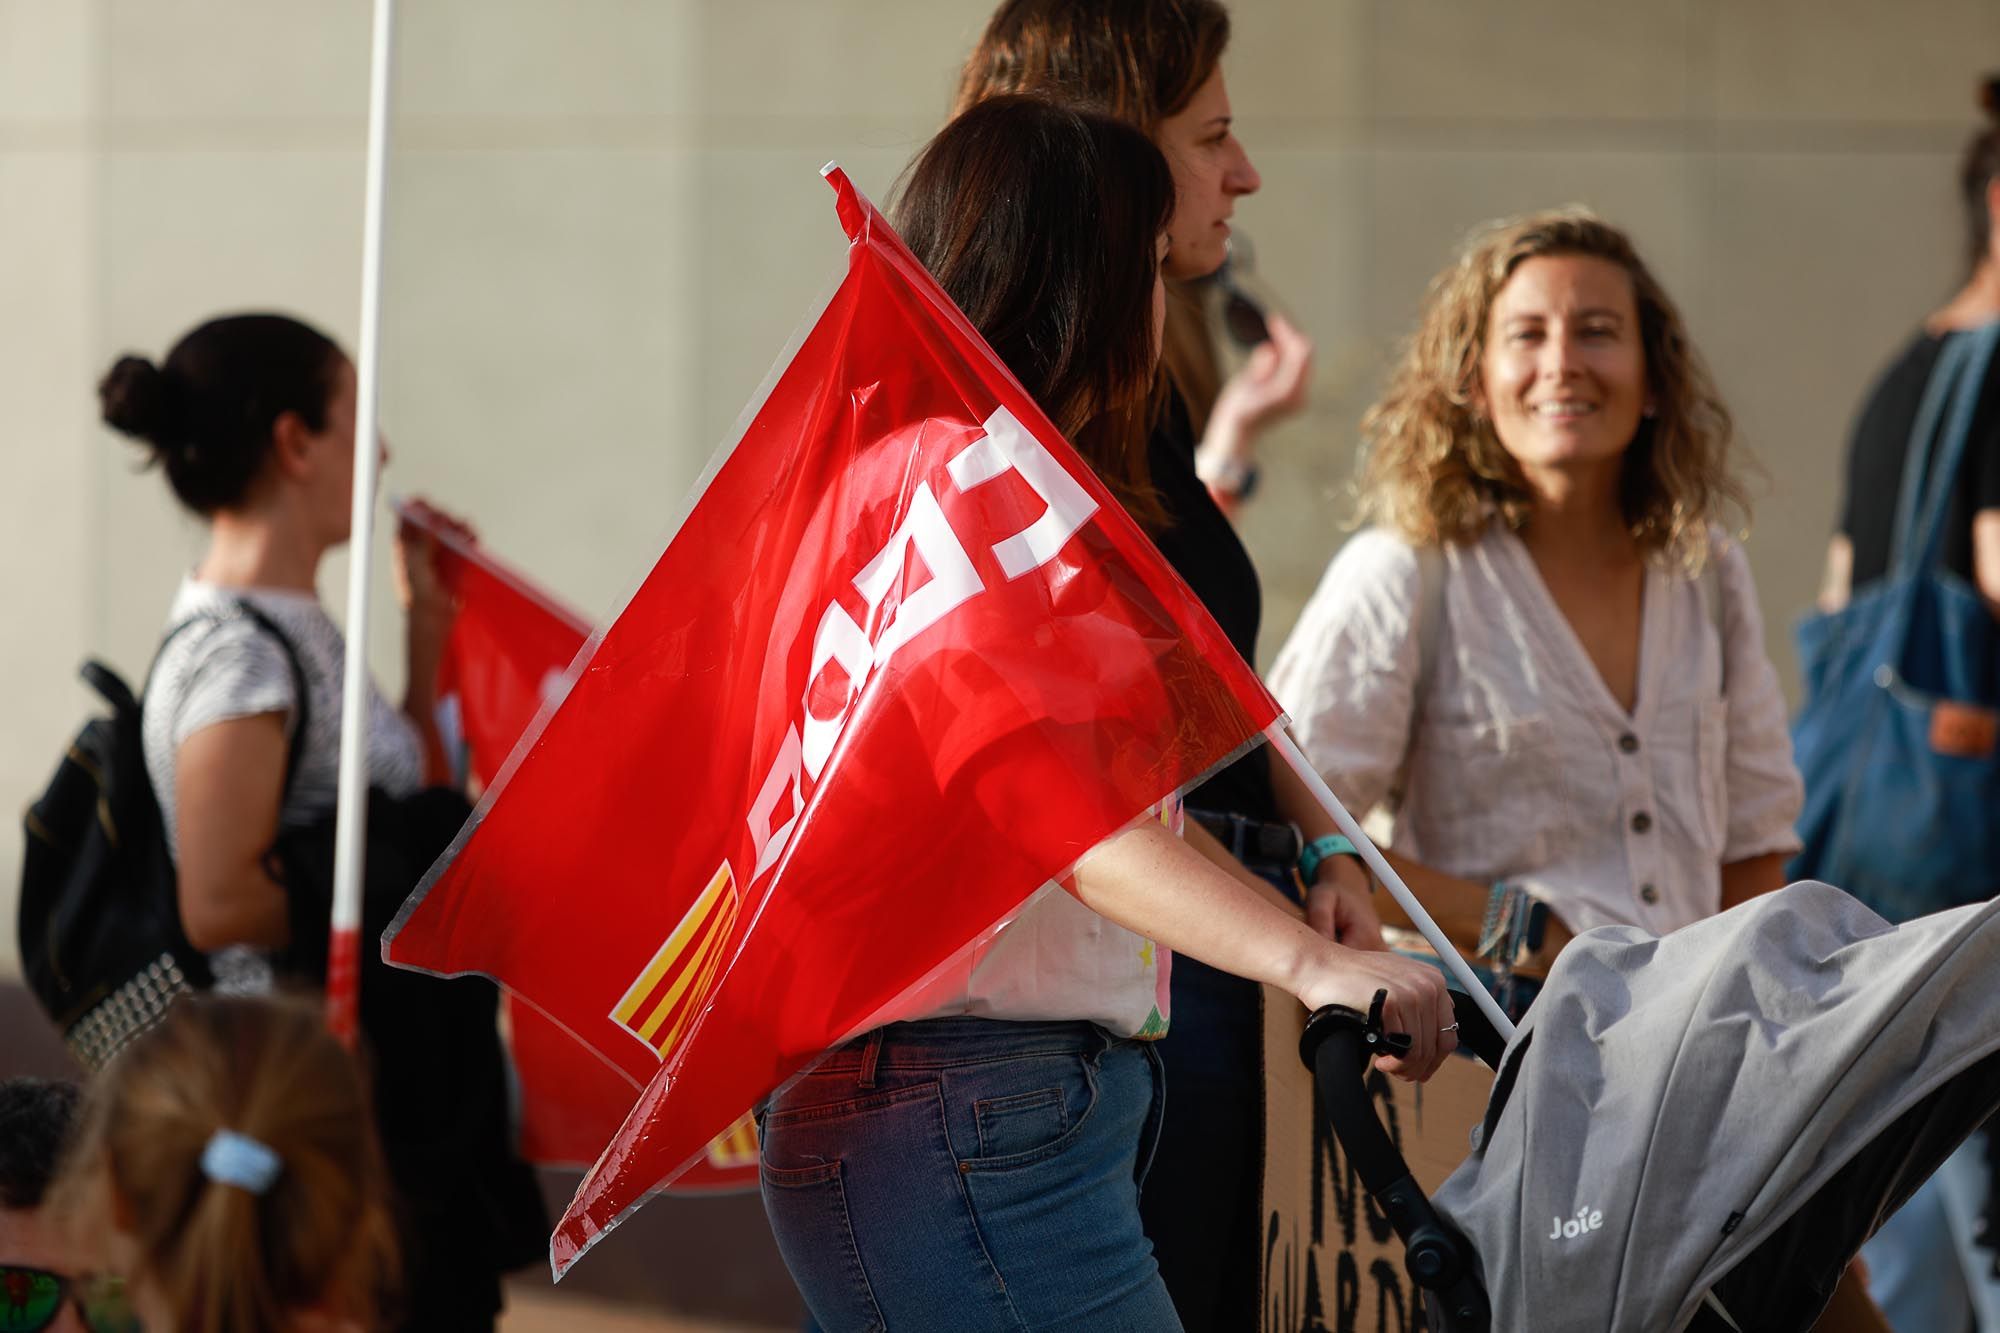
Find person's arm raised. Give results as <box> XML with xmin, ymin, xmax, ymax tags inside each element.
<box><xmin>394</xmin><ymin>498</ymin><xmax>476</xmax><ymax>786</ymax></box>
<box><xmin>1068</xmin><ymin>819</ymin><xmax>1457</xmax><ymax>1080</ymax></box>
<box><xmin>1196</xmin><ymin>314</ymin><xmax>1314</xmax><ymax>519</ymax></box>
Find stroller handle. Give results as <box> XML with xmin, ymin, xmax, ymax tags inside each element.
<box><xmin>1299</xmin><ymin>989</ymin><xmax>1498</xmax><ymax>1332</ymax></box>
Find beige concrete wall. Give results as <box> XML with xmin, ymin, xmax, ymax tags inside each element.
<box><xmin>4</xmin><ymin>0</ymin><xmax>1997</xmax><ymax>977</ymax></box>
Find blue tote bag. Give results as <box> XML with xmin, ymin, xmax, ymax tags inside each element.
<box><xmin>1790</xmin><ymin>320</ymin><xmax>2000</xmax><ymax>921</ymax></box>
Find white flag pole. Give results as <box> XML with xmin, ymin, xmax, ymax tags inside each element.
<box><xmin>328</xmin><ymin>0</ymin><xmax>399</xmax><ymax>1047</ymax></box>
<box><xmin>1266</xmin><ymin>723</ymin><xmax>1518</xmax><ymax>1041</ymax></box>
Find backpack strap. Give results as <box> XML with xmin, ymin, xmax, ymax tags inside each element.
<box><xmin>140</xmin><ymin>602</ymin><xmax>313</xmax><ymax>806</ymax></box>
<box><xmin>1890</xmin><ymin>321</ymin><xmax>2000</xmax><ymax>576</ymax></box>
<box><xmin>232</xmin><ymin>602</ymin><xmax>312</xmax><ymax>806</ymax></box>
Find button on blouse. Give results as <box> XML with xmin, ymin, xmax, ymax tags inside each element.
<box><xmin>1268</xmin><ymin>522</ymin><xmax>1804</xmax><ymax>936</ymax></box>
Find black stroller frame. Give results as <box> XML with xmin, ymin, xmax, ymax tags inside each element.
<box><xmin>1301</xmin><ymin>991</ymin><xmax>1502</xmax><ymax>1331</ymax></box>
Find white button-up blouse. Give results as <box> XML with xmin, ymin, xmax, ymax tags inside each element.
<box><xmin>1268</xmin><ymin>522</ymin><xmax>1804</xmax><ymax>936</ymax></box>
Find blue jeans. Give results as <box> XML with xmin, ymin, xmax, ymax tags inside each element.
<box><xmin>759</xmin><ymin>1016</ymin><xmax>1179</xmax><ymax>1332</ymax></box>
<box><xmin>1865</xmin><ymin>1135</ymin><xmax>1999</xmax><ymax>1332</ymax></box>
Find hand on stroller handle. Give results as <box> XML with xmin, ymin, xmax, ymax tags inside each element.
<box><xmin>1270</xmin><ymin>725</ymin><xmax>1519</xmax><ymax>1042</ymax></box>
<box><xmin>1300</xmin><ymin>989</ymin><xmax>1501</xmax><ymax>1330</ymax></box>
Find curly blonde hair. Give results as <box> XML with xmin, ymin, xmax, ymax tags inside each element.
<box><xmin>1357</xmin><ymin>207</ymin><xmax>1748</xmax><ymax>571</ymax></box>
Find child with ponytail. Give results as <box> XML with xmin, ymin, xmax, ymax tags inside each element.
<box><xmin>56</xmin><ymin>995</ymin><xmax>397</xmax><ymax>1333</ymax></box>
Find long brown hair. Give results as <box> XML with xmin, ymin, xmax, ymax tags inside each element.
<box><xmin>58</xmin><ymin>996</ymin><xmax>397</xmax><ymax>1333</ymax></box>
<box><xmin>952</xmin><ymin>0</ymin><xmax>1230</xmax><ymax>132</ymax></box>
<box><xmin>954</xmin><ymin>0</ymin><xmax>1235</xmax><ymax>432</ymax></box>
<box><xmin>894</xmin><ymin>96</ymin><xmax>1176</xmax><ymax>526</ymax></box>
<box><xmin>1358</xmin><ymin>208</ymin><xmax>1748</xmax><ymax>572</ymax></box>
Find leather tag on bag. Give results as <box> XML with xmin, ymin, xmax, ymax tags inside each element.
<box><xmin>1931</xmin><ymin>701</ymin><xmax>1999</xmax><ymax>759</ymax></box>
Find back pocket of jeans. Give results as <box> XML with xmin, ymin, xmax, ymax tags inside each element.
<box><xmin>759</xmin><ymin>1158</ymin><xmax>887</xmax><ymax>1332</ymax></box>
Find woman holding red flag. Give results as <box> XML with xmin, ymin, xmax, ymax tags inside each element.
<box><xmin>754</xmin><ymin>95</ymin><xmax>1452</xmax><ymax>1333</ymax></box>
<box><xmin>951</xmin><ymin>5</ymin><xmax>1360</xmax><ymax>1323</ymax></box>
<box><xmin>97</xmin><ymin>316</ymin><xmax>543</xmax><ymax>1331</ymax></box>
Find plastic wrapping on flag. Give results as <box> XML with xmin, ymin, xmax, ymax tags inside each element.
<box><xmin>403</xmin><ymin>501</ymin><xmax>592</xmax><ymax>793</ymax></box>
<box><xmin>384</xmin><ymin>165</ymin><xmax>1281</xmax><ymax>1275</ymax></box>
<box><xmin>401</xmin><ymin>500</ymin><xmax>764</xmax><ymax>1186</ymax></box>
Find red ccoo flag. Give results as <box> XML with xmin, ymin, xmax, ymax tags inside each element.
<box><xmin>384</xmin><ymin>166</ymin><xmax>1280</xmax><ymax>1274</ymax></box>
<box><xmin>410</xmin><ymin>503</ymin><xmax>593</xmax><ymax>795</ymax></box>
<box><xmin>402</xmin><ymin>502</ymin><xmax>762</xmax><ymax>1187</ymax></box>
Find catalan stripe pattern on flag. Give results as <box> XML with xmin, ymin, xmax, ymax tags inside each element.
<box><xmin>610</xmin><ymin>863</ymin><xmax>739</xmax><ymax>1060</ymax></box>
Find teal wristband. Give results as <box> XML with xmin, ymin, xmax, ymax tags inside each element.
<box><xmin>1297</xmin><ymin>834</ymin><xmax>1359</xmax><ymax>885</ymax></box>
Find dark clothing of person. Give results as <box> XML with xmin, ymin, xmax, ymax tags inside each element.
<box><xmin>1834</xmin><ymin>321</ymin><xmax>2000</xmax><ymax>1311</ymax></box>
<box><xmin>277</xmin><ymin>788</ymin><xmax>548</xmax><ymax>1333</ymax></box>
<box><xmin>1140</xmin><ymin>390</ymin><xmax>1281</xmax><ymax>1331</ymax></box>
<box><xmin>1839</xmin><ymin>327</ymin><xmax>2000</xmax><ymax>588</ymax></box>
<box><xmin>1148</xmin><ymin>394</ymin><xmax>1280</xmax><ymax>824</ymax></box>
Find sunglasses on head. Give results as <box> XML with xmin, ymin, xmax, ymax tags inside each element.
<box><xmin>0</xmin><ymin>1266</ymin><xmax>141</xmax><ymax>1333</ymax></box>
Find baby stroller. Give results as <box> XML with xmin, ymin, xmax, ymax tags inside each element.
<box><xmin>1302</xmin><ymin>881</ymin><xmax>2000</xmax><ymax>1332</ymax></box>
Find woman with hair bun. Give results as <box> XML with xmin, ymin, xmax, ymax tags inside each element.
<box><xmin>99</xmin><ymin>314</ymin><xmax>458</xmax><ymax>975</ymax></box>
<box><xmin>55</xmin><ymin>995</ymin><xmax>397</xmax><ymax>1333</ymax></box>
<box><xmin>98</xmin><ymin>314</ymin><xmax>543</xmax><ymax>1331</ymax></box>
<box><xmin>1818</xmin><ymin>75</ymin><xmax>2000</xmax><ymax>1333</ymax></box>
<box><xmin>1270</xmin><ymin>207</ymin><xmax>1803</xmax><ymax>993</ymax></box>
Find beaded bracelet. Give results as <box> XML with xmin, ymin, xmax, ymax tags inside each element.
<box><xmin>1475</xmin><ymin>882</ymin><xmax>1515</xmax><ymax>962</ymax></box>
<box><xmin>1475</xmin><ymin>882</ymin><xmax>1549</xmax><ymax>969</ymax></box>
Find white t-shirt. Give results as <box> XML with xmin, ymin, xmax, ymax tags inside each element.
<box><xmin>907</xmin><ymin>801</ymin><xmax>1181</xmax><ymax>1039</ymax></box>
<box><xmin>142</xmin><ymin>577</ymin><xmax>423</xmax><ymax>991</ymax></box>
<box><xmin>1269</xmin><ymin>523</ymin><xmax>1804</xmax><ymax>936</ymax></box>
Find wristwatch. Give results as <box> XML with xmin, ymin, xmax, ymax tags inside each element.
<box><xmin>1197</xmin><ymin>454</ymin><xmax>1260</xmax><ymax>501</ymax></box>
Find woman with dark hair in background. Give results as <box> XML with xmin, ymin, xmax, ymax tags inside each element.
<box><xmin>955</xmin><ymin>9</ymin><xmax>1374</xmax><ymax>1325</ymax></box>
<box><xmin>1820</xmin><ymin>81</ymin><xmax>2000</xmax><ymax>616</ymax></box>
<box><xmin>754</xmin><ymin>95</ymin><xmax>1453</xmax><ymax>1333</ymax></box>
<box><xmin>99</xmin><ymin>314</ymin><xmax>453</xmax><ymax>973</ymax></box>
<box><xmin>55</xmin><ymin>995</ymin><xmax>398</xmax><ymax>1333</ymax></box>
<box><xmin>97</xmin><ymin>315</ymin><xmax>543</xmax><ymax>1331</ymax></box>
<box><xmin>1818</xmin><ymin>76</ymin><xmax>2000</xmax><ymax>1333</ymax></box>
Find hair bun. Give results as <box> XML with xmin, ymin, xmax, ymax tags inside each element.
<box><xmin>1982</xmin><ymin>73</ymin><xmax>2000</xmax><ymax>122</ymax></box>
<box><xmin>98</xmin><ymin>354</ymin><xmax>181</xmax><ymax>448</ymax></box>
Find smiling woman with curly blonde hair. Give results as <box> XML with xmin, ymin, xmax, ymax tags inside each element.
<box><xmin>1358</xmin><ymin>207</ymin><xmax>1748</xmax><ymax>572</ymax></box>
<box><xmin>1270</xmin><ymin>206</ymin><xmax>1803</xmax><ymax>1021</ymax></box>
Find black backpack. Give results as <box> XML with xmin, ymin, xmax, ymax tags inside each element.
<box><xmin>18</xmin><ymin>606</ymin><xmax>305</xmax><ymax>1069</ymax></box>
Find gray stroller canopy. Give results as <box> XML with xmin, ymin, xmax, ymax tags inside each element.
<box><xmin>1432</xmin><ymin>881</ymin><xmax>2000</xmax><ymax>1332</ymax></box>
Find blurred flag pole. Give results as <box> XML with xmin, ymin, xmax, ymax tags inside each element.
<box><xmin>328</xmin><ymin>0</ymin><xmax>399</xmax><ymax>1048</ymax></box>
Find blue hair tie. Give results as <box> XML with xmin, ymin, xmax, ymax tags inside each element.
<box><xmin>200</xmin><ymin>1129</ymin><xmax>282</xmax><ymax>1195</ymax></box>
